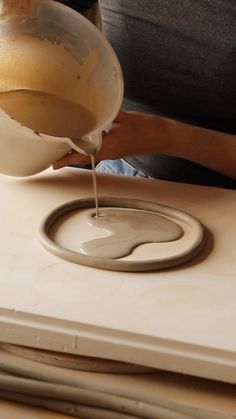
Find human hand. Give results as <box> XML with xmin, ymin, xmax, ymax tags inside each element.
<box><xmin>52</xmin><ymin>108</ymin><xmax>236</xmax><ymax>179</ymax></box>
<box><xmin>53</xmin><ymin>110</ymin><xmax>168</xmax><ymax>169</ymax></box>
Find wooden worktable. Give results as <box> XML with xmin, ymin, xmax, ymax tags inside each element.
<box><xmin>0</xmin><ymin>167</ymin><xmax>235</xmax><ymax>384</ymax></box>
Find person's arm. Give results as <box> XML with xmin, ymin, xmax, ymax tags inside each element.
<box><xmin>165</xmin><ymin>117</ymin><xmax>236</xmax><ymax>180</ymax></box>
<box><xmin>53</xmin><ymin>110</ymin><xmax>236</xmax><ymax>180</ymax></box>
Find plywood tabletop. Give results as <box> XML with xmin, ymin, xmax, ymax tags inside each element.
<box><xmin>0</xmin><ymin>167</ymin><xmax>235</xmax><ymax>384</ymax></box>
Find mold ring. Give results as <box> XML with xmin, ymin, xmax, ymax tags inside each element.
<box><xmin>39</xmin><ymin>197</ymin><xmax>205</xmax><ymax>272</ymax></box>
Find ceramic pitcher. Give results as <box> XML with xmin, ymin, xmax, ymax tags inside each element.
<box><xmin>0</xmin><ymin>0</ymin><xmax>123</xmax><ymax>176</ymax></box>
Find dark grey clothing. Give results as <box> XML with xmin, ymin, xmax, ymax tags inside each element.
<box><xmin>58</xmin><ymin>0</ymin><xmax>97</xmax><ymax>11</ymax></box>
<box><xmin>99</xmin><ymin>0</ymin><xmax>236</xmax><ymax>188</ymax></box>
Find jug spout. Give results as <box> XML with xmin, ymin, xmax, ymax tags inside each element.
<box><xmin>68</xmin><ymin>131</ymin><xmax>102</xmax><ymax>156</ymax></box>
<box><xmin>0</xmin><ymin>0</ymin><xmax>31</xmax><ymax>18</ymax></box>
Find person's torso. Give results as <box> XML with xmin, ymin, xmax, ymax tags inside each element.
<box><xmin>98</xmin><ymin>1</ymin><xmax>236</xmax><ymax>188</ymax></box>
<box><xmin>99</xmin><ymin>0</ymin><xmax>236</xmax><ymax>134</ymax></box>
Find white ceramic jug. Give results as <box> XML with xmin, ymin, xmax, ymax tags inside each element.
<box><xmin>0</xmin><ymin>0</ymin><xmax>123</xmax><ymax>176</ymax></box>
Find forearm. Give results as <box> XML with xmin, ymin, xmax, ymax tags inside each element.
<box><xmin>163</xmin><ymin>118</ymin><xmax>236</xmax><ymax>179</ymax></box>
<box><xmin>101</xmin><ymin>112</ymin><xmax>236</xmax><ymax>180</ymax></box>
<box><xmin>54</xmin><ymin>110</ymin><xmax>236</xmax><ymax>180</ymax></box>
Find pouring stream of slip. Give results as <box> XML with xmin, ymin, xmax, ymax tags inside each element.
<box><xmin>77</xmin><ymin>128</ymin><xmax>112</xmax><ymax>220</ymax></box>
<box><xmin>88</xmin><ymin>125</ymin><xmax>112</xmax><ymax>218</ymax></box>
<box><xmin>90</xmin><ymin>154</ymin><xmax>100</xmax><ymax>218</ymax></box>
<box><xmin>72</xmin><ymin>138</ymin><xmax>101</xmax><ymax>219</ymax></box>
